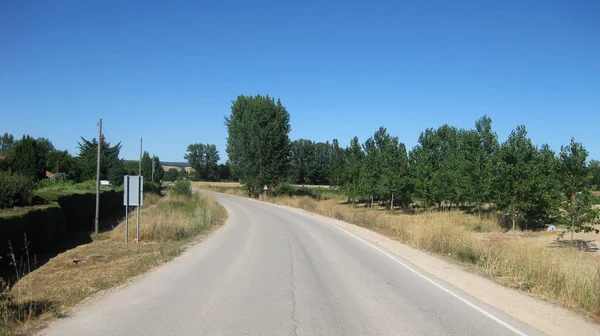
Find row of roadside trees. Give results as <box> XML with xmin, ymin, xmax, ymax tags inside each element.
<box><xmin>0</xmin><ymin>132</ymin><xmax>165</xmax><ymax>208</ymax></box>
<box><xmin>224</xmin><ymin>95</ymin><xmax>599</xmax><ymax>232</ymax></box>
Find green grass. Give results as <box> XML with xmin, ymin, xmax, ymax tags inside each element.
<box><xmin>591</xmin><ymin>194</ymin><xmax>600</xmax><ymax>205</ymax></box>
<box><xmin>33</xmin><ymin>181</ymin><xmax>121</xmax><ymax>202</ymax></box>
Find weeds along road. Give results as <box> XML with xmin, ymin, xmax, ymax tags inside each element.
<box><xmin>43</xmin><ymin>193</ymin><xmax>544</xmax><ymax>336</ymax></box>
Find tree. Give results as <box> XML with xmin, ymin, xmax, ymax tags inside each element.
<box><xmin>218</xmin><ymin>163</ymin><xmax>232</xmax><ymax>181</ymax></box>
<box><xmin>557</xmin><ymin>139</ymin><xmax>599</xmax><ymax>241</ymax></box>
<box><xmin>225</xmin><ymin>95</ymin><xmax>291</xmax><ymax>195</ymax></box>
<box><xmin>464</xmin><ymin>116</ymin><xmax>500</xmax><ymax>216</ymax></box>
<box><xmin>590</xmin><ymin>160</ymin><xmax>600</xmax><ymax>190</ymax></box>
<box><xmin>185</xmin><ymin>143</ymin><xmax>220</xmax><ymax>181</ymax></box>
<box><xmin>0</xmin><ymin>133</ymin><xmax>15</xmax><ymax>155</ymax></box>
<box><xmin>329</xmin><ymin>139</ymin><xmax>346</xmax><ymax>188</ymax></box>
<box><xmin>6</xmin><ymin>135</ymin><xmax>47</xmax><ymax>180</ymax></box>
<box><xmin>164</xmin><ymin>168</ymin><xmax>179</xmax><ymax>182</ymax></box>
<box><xmin>410</xmin><ymin>125</ymin><xmax>462</xmax><ymax>208</ymax></box>
<box><xmin>46</xmin><ymin>149</ymin><xmax>82</xmax><ymax>182</ymax></box>
<box><xmin>141</xmin><ymin>151</ymin><xmax>152</xmax><ymax>181</ymax></box>
<box><xmin>344</xmin><ymin>137</ymin><xmax>364</xmax><ymax>204</ymax></box>
<box><xmin>77</xmin><ymin>136</ymin><xmax>125</xmax><ymax>185</ymax></box>
<box><xmin>124</xmin><ymin>161</ymin><xmax>139</xmax><ymax>175</ymax></box>
<box><xmin>493</xmin><ymin>126</ymin><xmax>544</xmax><ymax>231</ymax></box>
<box><xmin>153</xmin><ymin>155</ymin><xmax>164</xmax><ymax>182</ymax></box>
<box><xmin>289</xmin><ymin>139</ymin><xmax>313</xmax><ymax>185</ymax></box>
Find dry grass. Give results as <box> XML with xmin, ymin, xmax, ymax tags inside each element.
<box><xmin>192</xmin><ymin>181</ymin><xmax>243</xmax><ymax>188</ymax></box>
<box><xmin>110</xmin><ymin>194</ymin><xmax>223</xmax><ymax>242</ymax></box>
<box><xmin>1</xmin><ymin>193</ymin><xmax>226</xmax><ymax>335</ymax></box>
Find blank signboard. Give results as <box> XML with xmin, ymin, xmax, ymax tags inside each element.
<box><xmin>123</xmin><ymin>175</ymin><xmax>144</xmax><ymax>206</ymax></box>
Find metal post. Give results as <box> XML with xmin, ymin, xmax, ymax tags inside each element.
<box><xmin>125</xmin><ymin>176</ymin><xmax>129</xmax><ymax>244</ymax></box>
<box><xmin>137</xmin><ymin>138</ymin><xmax>142</xmax><ymax>243</ymax></box>
<box><xmin>95</xmin><ymin>118</ymin><xmax>102</xmax><ymax>235</ymax></box>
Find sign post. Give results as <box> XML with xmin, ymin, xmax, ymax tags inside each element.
<box><xmin>263</xmin><ymin>185</ymin><xmax>268</xmax><ymax>199</ymax></box>
<box><xmin>123</xmin><ymin>175</ymin><xmax>144</xmax><ymax>244</ymax></box>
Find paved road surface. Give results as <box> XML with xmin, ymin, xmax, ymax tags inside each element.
<box><xmin>44</xmin><ymin>193</ymin><xmax>544</xmax><ymax>336</ymax></box>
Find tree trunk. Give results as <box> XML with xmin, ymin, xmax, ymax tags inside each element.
<box><xmin>391</xmin><ymin>193</ymin><xmax>394</xmax><ymax>211</ymax></box>
<box><xmin>571</xmin><ymin>229</ymin><xmax>574</xmax><ymax>242</ymax></box>
<box><xmin>512</xmin><ymin>216</ymin><xmax>516</xmax><ymax>234</ymax></box>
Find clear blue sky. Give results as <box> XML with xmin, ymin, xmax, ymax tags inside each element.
<box><xmin>1</xmin><ymin>0</ymin><xmax>599</xmax><ymax>162</ymax></box>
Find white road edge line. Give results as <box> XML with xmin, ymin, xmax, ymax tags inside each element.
<box><xmin>324</xmin><ymin>219</ymin><xmax>529</xmax><ymax>336</ymax></box>
<box><xmin>214</xmin><ymin>192</ymin><xmax>529</xmax><ymax>335</ymax></box>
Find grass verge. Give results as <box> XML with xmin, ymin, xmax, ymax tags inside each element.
<box><xmin>198</xmin><ymin>184</ymin><xmax>600</xmax><ymax>320</ymax></box>
<box><xmin>0</xmin><ymin>193</ymin><xmax>226</xmax><ymax>335</ymax></box>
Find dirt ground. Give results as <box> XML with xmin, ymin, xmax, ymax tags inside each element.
<box><xmin>474</xmin><ymin>226</ymin><xmax>600</xmax><ymax>256</ymax></box>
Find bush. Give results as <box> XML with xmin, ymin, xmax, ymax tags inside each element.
<box><xmin>0</xmin><ymin>172</ymin><xmax>33</xmax><ymax>209</ymax></box>
<box><xmin>275</xmin><ymin>182</ymin><xmax>295</xmax><ymax>196</ymax></box>
<box><xmin>170</xmin><ymin>180</ymin><xmax>192</xmax><ymax>197</ymax></box>
<box><xmin>143</xmin><ymin>181</ymin><xmax>162</xmax><ymax>195</ymax></box>
<box><xmin>36</xmin><ymin>176</ymin><xmax>74</xmax><ymax>190</ymax></box>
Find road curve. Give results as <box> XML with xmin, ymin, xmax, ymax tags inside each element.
<box><xmin>43</xmin><ymin>193</ymin><xmax>544</xmax><ymax>336</ymax></box>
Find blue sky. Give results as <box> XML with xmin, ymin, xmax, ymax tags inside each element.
<box><xmin>1</xmin><ymin>0</ymin><xmax>599</xmax><ymax>162</ymax></box>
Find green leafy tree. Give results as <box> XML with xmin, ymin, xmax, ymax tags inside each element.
<box><xmin>77</xmin><ymin>136</ymin><xmax>125</xmax><ymax>185</ymax></box>
<box><xmin>493</xmin><ymin>126</ymin><xmax>547</xmax><ymax>231</ymax></box>
<box><xmin>289</xmin><ymin>139</ymin><xmax>313</xmax><ymax>185</ymax></box>
<box><xmin>344</xmin><ymin>137</ymin><xmax>364</xmax><ymax>204</ymax></box>
<box><xmin>557</xmin><ymin>139</ymin><xmax>600</xmax><ymax>240</ymax></box>
<box><xmin>590</xmin><ymin>160</ymin><xmax>600</xmax><ymax>190</ymax></box>
<box><xmin>0</xmin><ymin>132</ymin><xmax>15</xmax><ymax>155</ymax></box>
<box><xmin>46</xmin><ymin>149</ymin><xmax>82</xmax><ymax>182</ymax></box>
<box><xmin>225</xmin><ymin>95</ymin><xmax>291</xmax><ymax>195</ymax></box>
<box><xmin>124</xmin><ymin>161</ymin><xmax>139</xmax><ymax>175</ymax></box>
<box><xmin>164</xmin><ymin>168</ymin><xmax>179</xmax><ymax>182</ymax></box>
<box><xmin>185</xmin><ymin>143</ymin><xmax>220</xmax><ymax>181</ymax></box>
<box><xmin>6</xmin><ymin>135</ymin><xmax>47</xmax><ymax>180</ymax></box>
<box><xmin>141</xmin><ymin>151</ymin><xmax>153</xmax><ymax>181</ymax></box>
<box><xmin>410</xmin><ymin>125</ymin><xmax>462</xmax><ymax>208</ymax></box>
<box><xmin>329</xmin><ymin>139</ymin><xmax>346</xmax><ymax>188</ymax></box>
<box><xmin>218</xmin><ymin>163</ymin><xmax>232</xmax><ymax>181</ymax></box>
<box><xmin>460</xmin><ymin>116</ymin><xmax>500</xmax><ymax>215</ymax></box>
<box><xmin>153</xmin><ymin>155</ymin><xmax>164</xmax><ymax>182</ymax></box>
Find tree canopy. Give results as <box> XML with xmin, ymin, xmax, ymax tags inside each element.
<box><xmin>185</xmin><ymin>143</ymin><xmax>220</xmax><ymax>181</ymax></box>
<box><xmin>225</xmin><ymin>95</ymin><xmax>291</xmax><ymax>194</ymax></box>
<box><xmin>77</xmin><ymin>136</ymin><xmax>125</xmax><ymax>185</ymax></box>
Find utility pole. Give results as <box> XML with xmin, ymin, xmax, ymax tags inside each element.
<box><xmin>95</xmin><ymin>118</ymin><xmax>102</xmax><ymax>235</ymax></box>
<box><xmin>151</xmin><ymin>156</ymin><xmax>155</xmax><ymax>182</ymax></box>
<box><xmin>137</xmin><ymin>138</ymin><xmax>142</xmax><ymax>243</ymax></box>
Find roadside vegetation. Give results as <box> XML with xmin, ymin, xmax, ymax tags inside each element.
<box><xmin>190</xmin><ymin>94</ymin><xmax>600</xmax><ymax>320</ymax></box>
<box><xmin>1</xmin><ymin>181</ymin><xmax>225</xmax><ymax>334</ymax></box>
<box><xmin>197</xmin><ymin>182</ymin><xmax>600</xmax><ymax>320</ymax></box>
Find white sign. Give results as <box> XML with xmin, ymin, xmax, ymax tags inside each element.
<box><xmin>123</xmin><ymin>175</ymin><xmax>144</xmax><ymax>206</ymax></box>
<box><xmin>263</xmin><ymin>185</ymin><xmax>268</xmax><ymax>190</ymax></box>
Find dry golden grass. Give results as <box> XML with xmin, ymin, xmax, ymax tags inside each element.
<box><xmin>270</xmin><ymin>195</ymin><xmax>600</xmax><ymax>319</ymax></box>
<box><xmin>1</xmin><ymin>193</ymin><xmax>226</xmax><ymax>334</ymax></box>
<box><xmin>192</xmin><ymin>181</ymin><xmax>242</xmax><ymax>188</ymax></box>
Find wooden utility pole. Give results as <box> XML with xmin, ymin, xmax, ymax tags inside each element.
<box><xmin>137</xmin><ymin>138</ymin><xmax>142</xmax><ymax>243</ymax></box>
<box><xmin>94</xmin><ymin>118</ymin><xmax>102</xmax><ymax>235</ymax></box>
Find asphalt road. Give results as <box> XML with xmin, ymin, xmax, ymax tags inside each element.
<box><xmin>43</xmin><ymin>193</ymin><xmax>544</xmax><ymax>336</ymax></box>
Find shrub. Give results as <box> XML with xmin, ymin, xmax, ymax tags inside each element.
<box><xmin>170</xmin><ymin>180</ymin><xmax>192</xmax><ymax>197</ymax></box>
<box><xmin>36</xmin><ymin>176</ymin><xmax>74</xmax><ymax>190</ymax></box>
<box><xmin>275</xmin><ymin>182</ymin><xmax>295</xmax><ymax>196</ymax></box>
<box><xmin>0</xmin><ymin>172</ymin><xmax>33</xmax><ymax>209</ymax></box>
<box><xmin>143</xmin><ymin>181</ymin><xmax>162</xmax><ymax>195</ymax></box>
